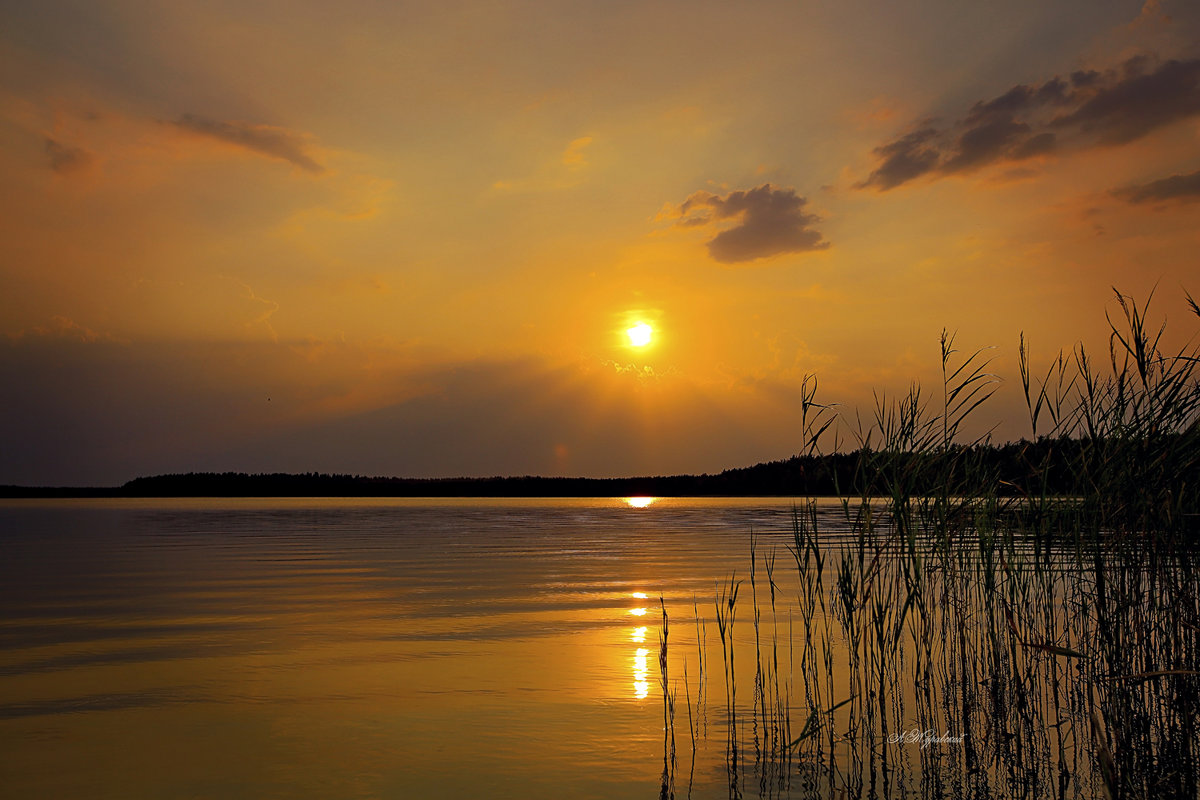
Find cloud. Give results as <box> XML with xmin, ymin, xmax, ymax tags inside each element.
<box><xmin>1114</xmin><ymin>168</ymin><xmax>1200</xmax><ymax>204</ymax></box>
<box><xmin>1053</xmin><ymin>56</ymin><xmax>1200</xmax><ymax>144</ymax></box>
<box><xmin>492</xmin><ymin>135</ymin><xmax>596</xmax><ymax>192</ymax></box>
<box><xmin>171</xmin><ymin>114</ymin><xmax>324</xmax><ymax>173</ymax></box>
<box><xmin>859</xmin><ymin>54</ymin><xmax>1200</xmax><ymax>190</ymax></box>
<box><xmin>1127</xmin><ymin>0</ymin><xmax>1171</xmax><ymax>31</ymax></box>
<box><xmin>5</xmin><ymin>315</ymin><xmax>116</xmax><ymax>343</ymax></box>
<box><xmin>861</xmin><ymin>127</ymin><xmax>942</xmax><ymax>190</ymax></box>
<box><xmin>225</xmin><ymin>278</ymin><xmax>280</xmax><ymax>341</ymax></box>
<box><xmin>673</xmin><ymin>184</ymin><xmax>829</xmax><ymax>263</ymax></box>
<box><xmin>561</xmin><ymin>136</ymin><xmax>592</xmax><ymax>168</ymax></box>
<box><xmin>43</xmin><ymin>138</ymin><xmax>94</xmax><ymax>175</ymax></box>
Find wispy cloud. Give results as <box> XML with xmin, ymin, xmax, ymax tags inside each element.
<box><xmin>492</xmin><ymin>135</ymin><xmax>596</xmax><ymax>192</ymax></box>
<box><xmin>859</xmin><ymin>54</ymin><xmax>1200</xmax><ymax>190</ymax></box>
<box><xmin>670</xmin><ymin>184</ymin><xmax>829</xmax><ymax>264</ymax></box>
<box><xmin>6</xmin><ymin>315</ymin><xmax>117</xmax><ymax>343</ymax></box>
<box><xmin>43</xmin><ymin>137</ymin><xmax>95</xmax><ymax>175</ymax></box>
<box><xmin>223</xmin><ymin>277</ymin><xmax>280</xmax><ymax>341</ymax></box>
<box><xmin>561</xmin><ymin>136</ymin><xmax>593</xmax><ymax>168</ymax></box>
<box><xmin>1114</xmin><ymin>168</ymin><xmax>1200</xmax><ymax>204</ymax></box>
<box><xmin>171</xmin><ymin>114</ymin><xmax>324</xmax><ymax>173</ymax></box>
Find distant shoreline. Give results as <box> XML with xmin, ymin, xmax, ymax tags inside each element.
<box><xmin>0</xmin><ymin>439</ymin><xmax>1102</xmax><ymax>498</ymax></box>
<box><xmin>0</xmin><ymin>473</ymin><xmax>811</xmax><ymax>499</ymax></box>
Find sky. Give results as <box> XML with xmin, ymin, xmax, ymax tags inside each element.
<box><xmin>1</xmin><ymin>0</ymin><xmax>1199</xmax><ymax>485</ymax></box>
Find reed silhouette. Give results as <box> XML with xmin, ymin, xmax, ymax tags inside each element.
<box><xmin>656</xmin><ymin>289</ymin><xmax>1199</xmax><ymax>798</ymax></box>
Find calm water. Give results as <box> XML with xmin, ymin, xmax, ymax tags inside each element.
<box><xmin>0</xmin><ymin>497</ymin><xmax>836</xmax><ymax>799</ymax></box>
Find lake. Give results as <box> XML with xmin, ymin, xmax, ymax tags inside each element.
<box><xmin>3</xmin><ymin>497</ymin><xmax>1193</xmax><ymax>799</ymax></box>
<box><xmin>0</xmin><ymin>497</ymin><xmax>847</xmax><ymax>799</ymax></box>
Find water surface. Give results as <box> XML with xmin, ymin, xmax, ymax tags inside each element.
<box><xmin>1</xmin><ymin>497</ymin><xmax>825</xmax><ymax>799</ymax></box>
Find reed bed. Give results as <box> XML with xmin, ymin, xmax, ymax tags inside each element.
<box><xmin>657</xmin><ymin>290</ymin><xmax>1200</xmax><ymax>799</ymax></box>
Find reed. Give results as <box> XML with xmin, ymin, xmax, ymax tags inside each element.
<box><xmin>659</xmin><ymin>596</ymin><xmax>676</xmax><ymax>800</ymax></box>
<box><xmin>663</xmin><ymin>289</ymin><xmax>1199</xmax><ymax>799</ymax></box>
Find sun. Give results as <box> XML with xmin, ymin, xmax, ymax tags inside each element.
<box><xmin>626</xmin><ymin>322</ymin><xmax>653</xmax><ymax>347</ymax></box>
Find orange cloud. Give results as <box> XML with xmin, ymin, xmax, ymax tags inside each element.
<box><xmin>6</xmin><ymin>316</ymin><xmax>119</xmax><ymax>343</ymax></box>
<box><xmin>561</xmin><ymin>136</ymin><xmax>593</xmax><ymax>168</ymax></box>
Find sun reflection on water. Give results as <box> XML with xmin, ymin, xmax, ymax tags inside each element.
<box><xmin>633</xmin><ymin>647</ymin><xmax>650</xmax><ymax>699</ymax></box>
<box><xmin>624</xmin><ymin>497</ymin><xmax>656</xmax><ymax>509</ymax></box>
<box><xmin>628</xmin><ymin>589</ymin><xmax>654</xmax><ymax>699</ymax></box>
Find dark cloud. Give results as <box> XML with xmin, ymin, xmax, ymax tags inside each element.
<box><xmin>942</xmin><ymin>117</ymin><xmax>1032</xmax><ymax>173</ymax></box>
<box><xmin>966</xmin><ymin>85</ymin><xmax>1036</xmax><ymax>120</ymax></box>
<box><xmin>1011</xmin><ymin>132</ymin><xmax>1057</xmax><ymax>159</ymax></box>
<box><xmin>860</xmin><ymin>54</ymin><xmax>1200</xmax><ymax>190</ymax></box>
<box><xmin>44</xmin><ymin>138</ymin><xmax>94</xmax><ymax>174</ymax></box>
<box><xmin>171</xmin><ymin>114</ymin><xmax>324</xmax><ymax>173</ymax></box>
<box><xmin>1114</xmin><ymin>169</ymin><xmax>1200</xmax><ymax>204</ymax></box>
<box><xmin>862</xmin><ymin>128</ymin><xmax>942</xmax><ymax>190</ymax></box>
<box><xmin>1051</xmin><ymin>58</ymin><xmax>1200</xmax><ymax>144</ymax></box>
<box><xmin>675</xmin><ymin>184</ymin><xmax>829</xmax><ymax>263</ymax></box>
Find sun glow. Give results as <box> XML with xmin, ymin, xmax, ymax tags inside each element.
<box><xmin>626</xmin><ymin>322</ymin><xmax>653</xmax><ymax>347</ymax></box>
<box><xmin>624</xmin><ymin>497</ymin><xmax>655</xmax><ymax>509</ymax></box>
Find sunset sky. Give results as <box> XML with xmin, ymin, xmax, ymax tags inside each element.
<box><xmin>2</xmin><ymin>0</ymin><xmax>1199</xmax><ymax>485</ymax></box>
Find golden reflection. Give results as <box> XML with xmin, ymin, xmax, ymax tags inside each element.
<box><xmin>633</xmin><ymin>647</ymin><xmax>650</xmax><ymax>699</ymax></box>
<box><xmin>625</xmin><ymin>587</ymin><xmax>656</xmax><ymax>699</ymax></box>
<box><xmin>624</xmin><ymin>496</ymin><xmax>656</xmax><ymax>509</ymax></box>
